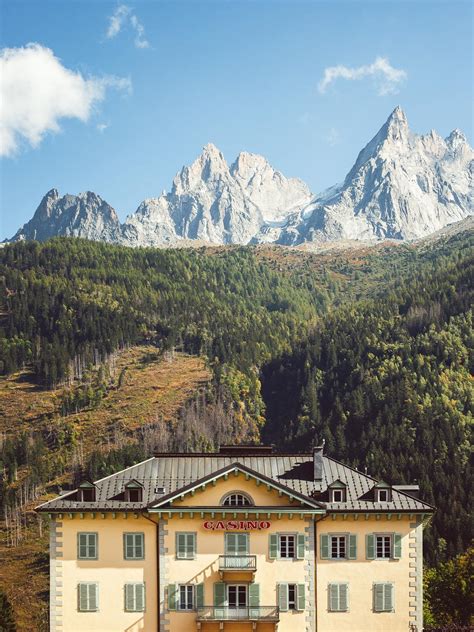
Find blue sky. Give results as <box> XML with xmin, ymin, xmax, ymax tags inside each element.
<box><xmin>1</xmin><ymin>0</ymin><xmax>472</xmax><ymax>239</ymax></box>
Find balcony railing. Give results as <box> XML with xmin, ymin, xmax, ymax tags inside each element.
<box><xmin>197</xmin><ymin>606</ymin><xmax>279</xmax><ymax>621</ymax></box>
<box><xmin>218</xmin><ymin>555</ymin><xmax>257</xmax><ymax>571</ymax></box>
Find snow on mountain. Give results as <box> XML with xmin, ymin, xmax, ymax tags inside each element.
<box><xmin>275</xmin><ymin>107</ymin><xmax>473</xmax><ymax>244</ymax></box>
<box><xmin>8</xmin><ymin>108</ymin><xmax>473</xmax><ymax>247</ymax></box>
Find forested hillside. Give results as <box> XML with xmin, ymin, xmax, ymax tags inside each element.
<box><xmin>0</xmin><ymin>230</ymin><xmax>472</xmax><ymax>625</ymax></box>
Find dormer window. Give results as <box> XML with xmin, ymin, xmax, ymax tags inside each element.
<box><xmin>125</xmin><ymin>480</ymin><xmax>143</xmax><ymax>503</ymax></box>
<box><xmin>328</xmin><ymin>480</ymin><xmax>347</xmax><ymax>503</ymax></box>
<box><xmin>222</xmin><ymin>492</ymin><xmax>253</xmax><ymax>507</ymax></box>
<box><xmin>77</xmin><ymin>481</ymin><xmax>96</xmax><ymax>502</ymax></box>
<box><xmin>374</xmin><ymin>481</ymin><xmax>391</xmax><ymax>503</ymax></box>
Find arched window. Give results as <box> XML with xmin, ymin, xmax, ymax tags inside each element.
<box><xmin>221</xmin><ymin>492</ymin><xmax>253</xmax><ymax>507</ymax></box>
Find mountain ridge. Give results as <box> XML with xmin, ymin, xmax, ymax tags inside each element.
<box><xmin>9</xmin><ymin>107</ymin><xmax>473</xmax><ymax>246</ymax></box>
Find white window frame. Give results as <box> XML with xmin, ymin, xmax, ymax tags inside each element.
<box><xmin>221</xmin><ymin>492</ymin><xmax>253</xmax><ymax>506</ymax></box>
<box><xmin>124</xmin><ymin>582</ymin><xmax>146</xmax><ymax>612</ymax></box>
<box><xmin>178</xmin><ymin>584</ymin><xmax>195</xmax><ymax>611</ymax></box>
<box><xmin>287</xmin><ymin>583</ymin><xmax>297</xmax><ymax>610</ymax></box>
<box><xmin>330</xmin><ymin>534</ymin><xmax>347</xmax><ymax>559</ymax></box>
<box><xmin>123</xmin><ymin>532</ymin><xmax>145</xmax><ymax>560</ymax></box>
<box><xmin>331</xmin><ymin>488</ymin><xmax>346</xmax><ymax>503</ymax></box>
<box><xmin>77</xmin><ymin>532</ymin><xmax>98</xmax><ymax>560</ymax></box>
<box><xmin>377</xmin><ymin>489</ymin><xmax>390</xmax><ymax>502</ymax></box>
<box><xmin>278</xmin><ymin>533</ymin><xmax>297</xmax><ymax>559</ymax></box>
<box><xmin>375</xmin><ymin>534</ymin><xmax>392</xmax><ymax>559</ymax></box>
<box><xmin>176</xmin><ymin>532</ymin><xmax>196</xmax><ymax>560</ymax></box>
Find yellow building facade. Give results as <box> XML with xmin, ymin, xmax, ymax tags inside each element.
<box><xmin>37</xmin><ymin>445</ymin><xmax>433</xmax><ymax>632</ymax></box>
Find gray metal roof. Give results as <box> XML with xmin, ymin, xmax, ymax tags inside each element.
<box><xmin>36</xmin><ymin>453</ymin><xmax>434</xmax><ymax>513</ymax></box>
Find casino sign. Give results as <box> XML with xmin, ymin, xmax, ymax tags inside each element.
<box><xmin>203</xmin><ymin>520</ymin><xmax>271</xmax><ymax>531</ymax></box>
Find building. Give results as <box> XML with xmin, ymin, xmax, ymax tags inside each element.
<box><xmin>36</xmin><ymin>445</ymin><xmax>434</xmax><ymax>632</ymax></box>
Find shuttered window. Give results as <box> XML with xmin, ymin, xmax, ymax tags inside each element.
<box><xmin>373</xmin><ymin>583</ymin><xmax>394</xmax><ymax>612</ymax></box>
<box><xmin>321</xmin><ymin>534</ymin><xmax>357</xmax><ymax>560</ymax></box>
<box><xmin>78</xmin><ymin>583</ymin><xmax>98</xmax><ymax>612</ymax></box>
<box><xmin>367</xmin><ymin>534</ymin><xmax>402</xmax><ymax>559</ymax></box>
<box><xmin>124</xmin><ymin>583</ymin><xmax>145</xmax><ymax>612</ymax></box>
<box><xmin>278</xmin><ymin>583</ymin><xmax>305</xmax><ymax>611</ymax></box>
<box><xmin>176</xmin><ymin>532</ymin><xmax>196</xmax><ymax>559</ymax></box>
<box><xmin>77</xmin><ymin>532</ymin><xmax>98</xmax><ymax>560</ymax></box>
<box><xmin>178</xmin><ymin>585</ymin><xmax>194</xmax><ymax>610</ymax></box>
<box><xmin>123</xmin><ymin>532</ymin><xmax>145</xmax><ymax>559</ymax></box>
<box><xmin>328</xmin><ymin>583</ymin><xmax>349</xmax><ymax>612</ymax></box>
<box><xmin>225</xmin><ymin>533</ymin><xmax>249</xmax><ymax>555</ymax></box>
<box><xmin>196</xmin><ymin>583</ymin><xmax>204</xmax><ymax>609</ymax></box>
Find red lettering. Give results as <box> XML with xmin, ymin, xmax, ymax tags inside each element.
<box><xmin>203</xmin><ymin>521</ymin><xmax>214</xmax><ymax>530</ymax></box>
<box><xmin>258</xmin><ymin>521</ymin><xmax>271</xmax><ymax>530</ymax></box>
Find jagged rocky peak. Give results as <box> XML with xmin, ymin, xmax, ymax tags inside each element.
<box><xmin>34</xmin><ymin>188</ymin><xmax>60</xmax><ymax>220</ymax></box>
<box><xmin>383</xmin><ymin>105</ymin><xmax>409</xmax><ymax>142</ymax></box>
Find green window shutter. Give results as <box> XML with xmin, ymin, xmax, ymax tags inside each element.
<box><xmin>384</xmin><ymin>583</ymin><xmax>394</xmax><ymax>611</ymax></box>
<box><xmin>124</xmin><ymin>533</ymin><xmax>134</xmax><ymax>559</ymax></box>
<box><xmin>320</xmin><ymin>534</ymin><xmax>329</xmax><ymax>559</ymax></box>
<box><xmin>189</xmin><ymin>533</ymin><xmax>196</xmax><ymax>558</ymax></box>
<box><xmin>124</xmin><ymin>584</ymin><xmax>134</xmax><ymax>611</ymax></box>
<box><xmin>249</xmin><ymin>583</ymin><xmax>260</xmax><ymax>607</ymax></box>
<box><xmin>348</xmin><ymin>534</ymin><xmax>357</xmax><ymax>559</ymax></box>
<box><xmin>297</xmin><ymin>584</ymin><xmax>305</xmax><ymax>611</ymax></box>
<box><xmin>78</xmin><ymin>533</ymin><xmax>86</xmax><ymax>558</ymax></box>
<box><xmin>176</xmin><ymin>533</ymin><xmax>185</xmax><ymax>558</ymax></box>
<box><xmin>366</xmin><ymin>534</ymin><xmax>375</xmax><ymax>560</ymax></box>
<box><xmin>136</xmin><ymin>584</ymin><xmax>145</xmax><ymax>612</ymax></box>
<box><xmin>89</xmin><ymin>533</ymin><xmax>97</xmax><ymax>559</ymax></box>
<box><xmin>278</xmin><ymin>583</ymin><xmax>288</xmax><ymax>612</ymax></box>
<box><xmin>393</xmin><ymin>533</ymin><xmax>402</xmax><ymax>559</ymax></box>
<box><xmin>213</xmin><ymin>582</ymin><xmax>226</xmax><ymax>607</ymax></box>
<box><xmin>135</xmin><ymin>533</ymin><xmax>144</xmax><ymax>559</ymax></box>
<box><xmin>89</xmin><ymin>583</ymin><xmax>98</xmax><ymax>611</ymax></box>
<box><xmin>238</xmin><ymin>533</ymin><xmax>249</xmax><ymax>554</ymax></box>
<box><xmin>196</xmin><ymin>583</ymin><xmax>204</xmax><ymax>608</ymax></box>
<box><xmin>225</xmin><ymin>533</ymin><xmax>237</xmax><ymax>554</ymax></box>
<box><xmin>329</xmin><ymin>583</ymin><xmax>339</xmax><ymax>611</ymax></box>
<box><xmin>78</xmin><ymin>583</ymin><xmax>87</xmax><ymax>611</ymax></box>
<box><xmin>269</xmin><ymin>534</ymin><xmax>278</xmax><ymax>559</ymax></box>
<box><xmin>167</xmin><ymin>584</ymin><xmax>178</xmax><ymax>611</ymax></box>
<box><xmin>339</xmin><ymin>584</ymin><xmax>348</xmax><ymax>611</ymax></box>
<box><xmin>297</xmin><ymin>534</ymin><xmax>305</xmax><ymax>559</ymax></box>
<box><xmin>374</xmin><ymin>583</ymin><xmax>384</xmax><ymax>612</ymax></box>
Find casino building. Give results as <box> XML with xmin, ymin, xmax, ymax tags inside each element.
<box><xmin>36</xmin><ymin>445</ymin><xmax>434</xmax><ymax>632</ymax></box>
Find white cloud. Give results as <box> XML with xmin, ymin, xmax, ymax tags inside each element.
<box><xmin>97</xmin><ymin>122</ymin><xmax>109</xmax><ymax>133</ymax></box>
<box><xmin>318</xmin><ymin>56</ymin><xmax>407</xmax><ymax>96</ymax></box>
<box><xmin>106</xmin><ymin>5</ymin><xmax>150</xmax><ymax>49</ymax></box>
<box><xmin>0</xmin><ymin>43</ymin><xmax>131</xmax><ymax>157</ymax></box>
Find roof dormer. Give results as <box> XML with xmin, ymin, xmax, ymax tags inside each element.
<box><xmin>328</xmin><ymin>480</ymin><xmax>347</xmax><ymax>503</ymax></box>
<box><xmin>124</xmin><ymin>479</ymin><xmax>144</xmax><ymax>502</ymax></box>
<box><xmin>77</xmin><ymin>481</ymin><xmax>96</xmax><ymax>502</ymax></box>
<box><xmin>374</xmin><ymin>481</ymin><xmax>392</xmax><ymax>503</ymax></box>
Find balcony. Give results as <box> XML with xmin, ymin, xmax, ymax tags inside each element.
<box><xmin>197</xmin><ymin>606</ymin><xmax>279</xmax><ymax>622</ymax></box>
<box><xmin>218</xmin><ymin>555</ymin><xmax>257</xmax><ymax>579</ymax></box>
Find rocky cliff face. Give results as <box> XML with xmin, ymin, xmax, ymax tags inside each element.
<box><xmin>9</xmin><ymin>108</ymin><xmax>473</xmax><ymax>246</ymax></box>
<box><xmin>11</xmin><ymin>189</ymin><xmax>122</xmax><ymax>243</ymax></box>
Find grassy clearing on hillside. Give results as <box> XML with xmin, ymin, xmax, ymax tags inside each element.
<box><xmin>0</xmin><ymin>346</ymin><xmax>210</xmax><ymax>630</ymax></box>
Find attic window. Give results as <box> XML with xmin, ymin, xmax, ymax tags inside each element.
<box><xmin>222</xmin><ymin>493</ymin><xmax>253</xmax><ymax>507</ymax></box>
<box><xmin>376</xmin><ymin>488</ymin><xmax>391</xmax><ymax>503</ymax></box>
<box><xmin>125</xmin><ymin>480</ymin><xmax>143</xmax><ymax>502</ymax></box>
<box><xmin>331</xmin><ymin>489</ymin><xmax>346</xmax><ymax>503</ymax></box>
<box><xmin>77</xmin><ymin>482</ymin><xmax>96</xmax><ymax>502</ymax></box>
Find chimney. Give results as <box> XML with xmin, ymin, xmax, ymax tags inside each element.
<box><xmin>313</xmin><ymin>442</ymin><xmax>325</xmax><ymax>488</ymax></box>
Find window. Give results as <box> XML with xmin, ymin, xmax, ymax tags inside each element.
<box><xmin>176</xmin><ymin>532</ymin><xmax>196</xmax><ymax>559</ymax></box>
<box><xmin>79</xmin><ymin>488</ymin><xmax>95</xmax><ymax>502</ymax></box>
<box><xmin>222</xmin><ymin>493</ymin><xmax>253</xmax><ymax>506</ymax></box>
<box><xmin>373</xmin><ymin>583</ymin><xmax>394</xmax><ymax>612</ymax></box>
<box><xmin>123</xmin><ymin>532</ymin><xmax>145</xmax><ymax>560</ymax></box>
<box><xmin>377</xmin><ymin>489</ymin><xmax>390</xmax><ymax>502</ymax></box>
<box><xmin>279</xmin><ymin>534</ymin><xmax>296</xmax><ymax>558</ymax></box>
<box><xmin>78</xmin><ymin>583</ymin><xmax>98</xmax><ymax>612</ymax></box>
<box><xmin>366</xmin><ymin>533</ymin><xmax>402</xmax><ymax>560</ymax></box>
<box><xmin>376</xmin><ymin>535</ymin><xmax>392</xmax><ymax>559</ymax></box>
<box><xmin>269</xmin><ymin>533</ymin><xmax>305</xmax><ymax>559</ymax></box>
<box><xmin>320</xmin><ymin>534</ymin><xmax>357</xmax><ymax>560</ymax></box>
<box><xmin>278</xmin><ymin>583</ymin><xmax>305</xmax><ymax>611</ymax></box>
<box><xmin>328</xmin><ymin>583</ymin><xmax>349</xmax><ymax>612</ymax></box>
<box><xmin>126</xmin><ymin>488</ymin><xmax>142</xmax><ymax>502</ymax></box>
<box><xmin>228</xmin><ymin>585</ymin><xmax>247</xmax><ymax>608</ymax></box>
<box><xmin>178</xmin><ymin>585</ymin><xmax>194</xmax><ymax>610</ymax></box>
<box><xmin>331</xmin><ymin>489</ymin><xmax>345</xmax><ymax>503</ymax></box>
<box><xmin>77</xmin><ymin>532</ymin><xmax>98</xmax><ymax>560</ymax></box>
<box><xmin>225</xmin><ymin>532</ymin><xmax>249</xmax><ymax>556</ymax></box>
<box><xmin>331</xmin><ymin>535</ymin><xmax>346</xmax><ymax>559</ymax></box>
<box><xmin>124</xmin><ymin>583</ymin><xmax>145</xmax><ymax>612</ymax></box>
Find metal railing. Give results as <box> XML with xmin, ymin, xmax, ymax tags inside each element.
<box><xmin>197</xmin><ymin>606</ymin><xmax>279</xmax><ymax>621</ymax></box>
<box><xmin>218</xmin><ymin>555</ymin><xmax>257</xmax><ymax>571</ymax></box>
